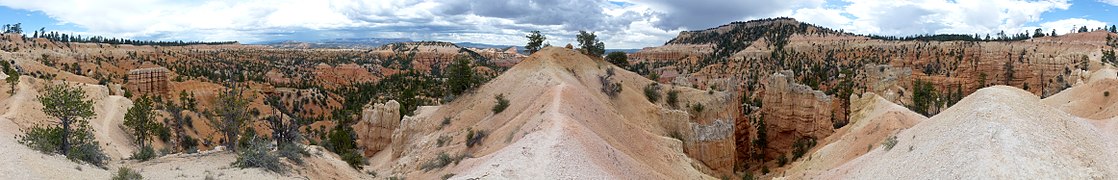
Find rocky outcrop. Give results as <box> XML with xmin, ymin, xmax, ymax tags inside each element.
<box><xmin>351</xmin><ymin>100</ymin><xmax>401</xmax><ymax>157</ymax></box>
<box><xmin>758</xmin><ymin>70</ymin><xmax>834</xmax><ymax>160</ymax></box>
<box><xmin>125</xmin><ymin>67</ymin><xmax>170</xmax><ymax>97</ymax></box>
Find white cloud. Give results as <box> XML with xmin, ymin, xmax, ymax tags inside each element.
<box><xmin>1040</xmin><ymin>18</ymin><xmax>1108</xmax><ymax>35</ymax></box>
<box><xmin>801</xmin><ymin>0</ymin><xmax>1073</xmax><ymax>36</ymax></box>
<box><xmin>0</xmin><ymin>0</ymin><xmax>1105</xmax><ymax>49</ymax></box>
<box><xmin>1100</xmin><ymin>0</ymin><xmax>1118</xmax><ymax>6</ymax></box>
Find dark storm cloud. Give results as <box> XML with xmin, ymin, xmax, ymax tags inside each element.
<box><xmin>634</xmin><ymin>0</ymin><xmax>820</xmax><ymax>30</ymax></box>
<box><xmin>435</xmin><ymin>0</ymin><xmax>645</xmax><ymax>32</ymax></box>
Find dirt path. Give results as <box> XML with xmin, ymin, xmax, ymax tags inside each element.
<box><xmin>91</xmin><ymin>95</ymin><xmax>135</xmax><ymax>160</ymax></box>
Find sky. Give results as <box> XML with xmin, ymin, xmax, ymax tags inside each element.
<box><xmin>1</xmin><ymin>0</ymin><xmax>1116</xmax><ymax>49</ymax></box>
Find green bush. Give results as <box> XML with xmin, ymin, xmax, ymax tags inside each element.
<box><xmin>18</xmin><ymin>125</ymin><xmax>107</xmax><ymax>166</ymax></box>
<box><xmin>882</xmin><ymin>135</ymin><xmax>899</xmax><ymax>151</ymax></box>
<box><xmin>131</xmin><ymin>145</ymin><xmax>156</xmax><ymax>161</ymax></box>
<box><xmin>340</xmin><ymin>150</ymin><xmax>366</xmax><ymax>169</ymax></box>
<box><xmin>466</xmin><ymin>128</ymin><xmax>487</xmax><ymax>148</ymax></box>
<box><xmin>691</xmin><ymin>103</ymin><xmax>704</xmax><ymax>114</ymax></box>
<box><xmin>791</xmin><ymin>137</ymin><xmax>816</xmax><ymax>160</ymax></box>
<box><xmin>234</xmin><ymin>137</ymin><xmax>284</xmax><ymax>173</ymax></box>
<box><xmin>277</xmin><ymin>143</ymin><xmax>308</xmax><ymax>165</ymax></box>
<box><xmin>666</xmin><ymin>90</ymin><xmax>680</xmax><ymax>108</ymax></box>
<box><xmin>420</xmin><ymin>152</ymin><xmax>453</xmax><ymax>171</ymax></box>
<box><xmin>643</xmin><ymin>83</ymin><xmax>661</xmax><ymax>103</ymax></box>
<box><xmin>492</xmin><ymin>94</ymin><xmax>509</xmax><ymax>114</ymax></box>
<box><xmin>111</xmin><ymin>167</ymin><xmax>143</xmax><ymax>180</ymax></box>
<box><xmin>68</xmin><ymin>140</ymin><xmax>109</xmax><ymax>166</ymax></box>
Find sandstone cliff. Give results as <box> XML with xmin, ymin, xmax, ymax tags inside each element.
<box><xmin>351</xmin><ymin>100</ymin><xmax>401</xmax><ymax>157</ymax></box>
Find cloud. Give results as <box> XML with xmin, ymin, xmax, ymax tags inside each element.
<box><xmin>631</xmin><ymin>0</ymin><xmax>824</xmax><ymax>30</ymax></box>
<box><xmin>1040</xmin><ymin>18</ymin><xmax>1108</xmax><ymax>35</ymax></box>
<box><xmin>1100</xmin><ymin>0</ymin><xmax>1118</xmax><ymax>6</ymax></box>
<box><xmin>0</xmin><ymin>0</ymin><xmax>1105</xmax><ymax>49</ymax></box>
<box><xmin>803</xmin><ymin>0</ymin><xmax>1073</xmax><ymax>36</ymax></box>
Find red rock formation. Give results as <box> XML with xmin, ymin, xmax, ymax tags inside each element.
<box><xmin>126</xmin><ymin>67</ymin><xmax>170</xmax><ymax>97</ymax></box>
<box><xmin>758</xmin><ymin>70</ymin><xmax>834</xmax><ymax>160</ymax></box>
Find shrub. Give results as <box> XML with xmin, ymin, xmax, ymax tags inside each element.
<box><xmin>18</xmin><ymin>124</ymin><xmax>107</xmax><ymax>166</ymax></box>
<box><xmin>606</xmin><ymin>51</ymin><xmax>629</xmax><ymax>68</ymax></box>
<box><xmin>420</xmin><ymin>152</ymin><xmax>453</xmax><ymax>171</ymax></box>
<box><xmin>598</xmin><ymin>68</ymin><xmax>623</xmax><ymax>98</ymax></box>
<box><xmin>643</xmin><ymin>83</ymin><xmax>661</xmax><ymax>103</ymax></box>
<box><xmin>340</xmin><ymin>150</ymin><xmax>366</xmax><ymax>169</ymax></box>
<box><xmin>691</xmin><ymin>103</ymin><xmax>704</xmax><ymax>114</ymax></box>
<box><xmin>882</xmin><ymin>135</ymin><xmax>898</xmax><ymax>151</ymax></box>
<box><xmin>131</xmin><ymin>145</ymin><xmax>156</xmax><ymax>161</ymax></box>
<box><xmin>791</xmin><ymin>137</ymin><xmax>816</xmax><ymax>160</ymax></box>
<box><xmin>777</xmin><ymin>155</ymin><xmax>788</xmax><ymax>166</ymax></box>
<box><xmin>1106</xmin><ymin>91</ymin><xmax>1111</xmax><ymax>97</ymax></box>
<box><xmin>111</xmin><ymin>167</ymin><xmax>143</xmax><ymax>180</ymax></box>
<box><xmin>466</xmin><ymin>128</ymin><xmax>487</xmax><ymax>148</ymax></box>
<box><xmin>277</xmin><ymin>143</ymin><xmax>308</xmax><ymax>165</ymax></box>
<box><xmin>666</xmin><ymin>90</ymin><xmax>680</xmax><ymax>108</ymax></box>
<box><xmin>439</xmin><ymin>117</ymin><xmax>451</xmax><ymax>129</ymax></box>
<box><xmin>68</xmin><ymin>140</ymin><xmax>109</xmax><ymax>166</ymax></box>
<box><xmin>492</xmin><ymin>94</ymin><xmax>509</xmax><ymax>114</ymax></box>
<box><xmin>436</xmin><ymin>136</ymin><xmax>451</xmax><ymax>147</ymax></box>
<box><xmin>234</xmin><ymin>137</ymin><xmax>284</xmax><ymax>173</ymax></box>
<box><xmin>442</xmin><ymin>173</ymin><xmax>456</xmax><ymax>180</ymax></box>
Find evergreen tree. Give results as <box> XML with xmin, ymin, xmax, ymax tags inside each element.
<box><xmin>446</xmin><ymin>55</ymin><xmax>479</xmax><ymax>96</ymax></box>
<box><xmin>209</xmin><ymin>84</ymin><xmax>252</xmax><ymax>152</ymax></box>
<box><xmin>576</xmin><ymin>31</ymin><xmax>606</xmax><ymax>57</ymax></box>
<box><xmin>124</xmin><ymin>96</ymin><xmax>156</xmax><ymax>148</ymax></box>
<box><xmin>606</xmin><ymin>51</ymin><xmax>629</xmax><ymax>68</ymax></box>
<box><xmin>38</xmin><ymin>83</ymin><xmax>96</xmax><ymax>155</ymax></box>
<box><xmin>524</xmin><ymin>31</ymin><xmax>546</xmax><ymax>54</ymax></box>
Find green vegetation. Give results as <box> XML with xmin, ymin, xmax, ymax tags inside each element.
<box><xmin>643</xmin><ymin>83</ymin><xmax>661</xmax><ymax>103</ymax></box>
<box><xmin>791</xmin><ymin>137</ymin><xmax>817</xmax><ymax>160</ymax></box>
<box><xmin>666</xmin><ymin>90</ymin><xmax>680</xmax><ymax>108</ymax></box>
<box><xmin>599</xmin><ymin>68</ymin><xmax>623</xmax><ymax>98</ymax></box>
<box><xmin>525</xmin><ymin>31</ymin><xmax>547</xmax><ymax>54</ymax></box>
<box><xmin>124</xmin><ymin>96</ymin><xmax>156</xmax><ymax>153</ymax></box>
<box><xmin>492</xmin><ymin>94</ymin><xmax>509</xmax><ymax>114</ymax></box>
<box><xmin>234</xmin><ymin>136</ymin><xmax>284</xmax><ymax>173</ymax></box>
<box><xmin>447</xmin><ymin>55</ymin><xmax>485</xmax><ymax>97</ymax></box>
<box><xmin>576</xmin><ymin>31</ymin><xmax>605</xmax><ymax>57</ymax></box>
<box><xmin>324</xmin><ymin>125</ymin><xmax>364</xmax><ymax>169</ymax></box>
<box><xmin>690</xmin><ymin>103</ymin><xmax>704</xmax><ymax>114</ymax></box>
<box><xmin>882</xmin><ymin>135</ymin><xmax>899</xmax><ymax>151</ymax></box>
<box><xmin>2</xmin><ymin>60</ymin><xmax>18</xmax><ymax>94</ymax></box>
<box><xmin>130</xmin><ymin>145</ymin><xmax>155</xmax><ymax>161</ymax></box>
<box><xmin>909</xmin><ymin>79</ymin><xmax>938</xmax><ymax>116</ymax></box>
<box><xmin>111</xmin><ymin>167</ymin><xmax>143</xmax><ymax>180</ymax></box>
<box><xmin>19</xmin><ymin>83</ymin><xmax>107</xmax><ymax>166</ymax></box>
<box><xmin>209</xmin><ymin>84</ymin><xmax>253</xmax><ymax>152</ymax></box>
<box><xmin>420</xmin><ymin>152</ymin><xmax>463</xmax><ymax>171</ymax></box>
<box><xmin>466</xmin><ymin>128</ymin><xmax>487</xmax><ymax>148</ymax></box>
<box><xmin>606</xmin><ymin>51</ymin><xmax>629</xmax><ymax>68</ymax></box>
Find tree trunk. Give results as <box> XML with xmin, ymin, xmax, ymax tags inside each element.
<box><xmin>60</xmin><ymin>117</ymin><xmax>71</xmax><ymax>155</ymax></box>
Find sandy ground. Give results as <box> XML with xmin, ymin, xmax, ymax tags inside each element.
<box><xmin>826</xmin><ymin>86</ymin><xmax>1118</xmax><ymax>179</ymax></box>
<box><xmin>370</xmin><ymin>47</ymin><xmax>718</xmax><ymax>179</ymax></box>
<box><xmin>777</xmin><ymin>92</ymin><xmax>926</xmax><ymax>179</ymax></box>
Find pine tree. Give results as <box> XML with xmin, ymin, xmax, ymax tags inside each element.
<box><xmin>124</xmin><ymin>96</ymin><xmax>156</xmax><ymax>148</ymax></box>
<box><xmin>38</xmin><ymin>83</ymin><xmax>96</xmax><ymax>155</ymax></box>
<box><xmin>576</xmin><ymin>31</ymin><xmax>606</xmax><ymax>57</ymax></box>
<box><xmin>209</xmin><ymin>84</ymin><xmax>252</xmax><ymax>152</ymax></box>
<box><xmin>524</xmin><ymin>31</ymin><xmax>546</xmax><ymax>54</ymax></box>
